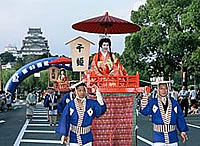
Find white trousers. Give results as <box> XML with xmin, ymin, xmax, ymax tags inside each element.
<box><xmin>153</xmin><ymin>142</ymin><xmax>178</xmax><ymax>146</ymax></box>
<box><xmin>49</xmin><ymin>109</ymin><xmax>57</xmax><ymax>115</ymax></box>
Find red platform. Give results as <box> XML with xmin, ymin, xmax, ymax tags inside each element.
<box><xmin>86</xmin><ymin>74</ymin><xmax>150</xmax><ymax>93</ymax></box>
<box><xmin>53</xmin><ymin>82</ymin><xmax>70</xmax><ymax>92</ymax></box>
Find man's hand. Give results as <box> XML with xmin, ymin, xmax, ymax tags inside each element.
<box><xmin>180</xmin><ymin>132</ymin><xmax>187</xmax><ymax>143</ymax></box>
<box><xmin>61</xmin><ymin>135</ymin><xmax>68</xmax><ymax>145</ymax></box>
<box><xmin>96</xmin><ymin>86</ymin><xmax>104</xmax><ymax>106</ymax></box>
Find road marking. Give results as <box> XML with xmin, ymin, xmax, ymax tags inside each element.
<box><xmin>28</xmin><ymin>123</ymin><xmax>58</xmax><ymax>126</ymax></box>
<box><xmin>20</xmin><ymin>139</ymin><xmax>61</xmax><ymax>144</ymax></box>
<box><xmin>28</xmin><ymin>124</ymin><xmax>51</xmax><ymax>126</ymax></box>
<box><xmin>32</xmin><ymin>115</ymin><xmax>47</xmax><ymax>118</ymax></box>
<box><xmin>32</xmin><ymin>119</ymin><xmax>48</xmax><ymax>122</ymax></box>
<box><xmin>0</xmin><ymin>120</ymin><xmax>6</xmax><ymax>124</ymax></box>
<box><xmin>137</xmin><ymin>135</ymin><xmax>153</xmax><ymax>145</ymax></box>
<box><xmin>33</xmin><ymin>113</ymin><xmax>47</xmax><ymax>115</ymax></box>
<box><xmin>34</xmin><ymin>110</ymin><xmax>46</xmax><ymax>112</ymax></box>
<box><xmin>25</xmin><ymin>130</ymin><xmax>55</xmax><ymax>133</ymax></box>
<box><xmin>33</xmin><ymin>111</ymin><xmax>47</xmax><ymax>113</ymax></box>
<box><xmin>187</xmin><ymin>123</ymin><xmax>200</xmax><ymax>129</ymax></box>
<box><xmin>14</xmin><ymin>119</ymin><xmax>29</xmax><ymax>146</ymax></box>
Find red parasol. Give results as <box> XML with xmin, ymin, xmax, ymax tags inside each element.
<box><xmin>72</xmin><ymin>12</ymin><xmax>141</xmax><ymax>34</ymax></box>
<box><xmin>48</xmin><ymin>56</ymin><xmax>72</xmax><ymax>64</ymax></box>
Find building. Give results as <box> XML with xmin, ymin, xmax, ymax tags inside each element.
<box><xmin>1</xmin><ymin>62</ymin><xmax>14</xmax><ymax>69</ymax></box>
<box><xmin>20</xmin><ymin>28</ymin><xmax>49</xmax><ymax>56</ymax></box>
<box><xmin>3</xmin><ymin>44</ymin><xmax>20</xmax><ymax>58</ymax></box>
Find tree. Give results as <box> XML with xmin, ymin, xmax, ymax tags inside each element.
<box><xmin>182</xmin><ymin>0</ymin><xmax>200</xmax><ymax>88</ymax></box>
<box><xmin>2</xmin><ymin>69</ymin><xmax>16</xmax><ymax>88</ymax></box>
<box><xmin>121</xmin><ymin>0</ymin><xmax>199</xmax><ymax>86</ymax></box>
<box><xmin>0</xmin><ymin>52</ymin><xmax>15</xmax><ymax>64</ymax></box>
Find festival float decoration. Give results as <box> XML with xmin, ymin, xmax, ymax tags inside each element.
<box><xmin>48</xmin><ymin>57</ymin><xmax>72</xmax><ymax>92</ymax></box>
<box><xmin>71</xmin><ymin>12</ymin><xmax>150</xmax><ymax>146</ymax></box>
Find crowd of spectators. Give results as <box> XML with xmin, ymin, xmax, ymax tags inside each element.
<box><xmin>0</xmin><ymin>91</ymin><xmax>12</xmax><ymax>112</ymax></box>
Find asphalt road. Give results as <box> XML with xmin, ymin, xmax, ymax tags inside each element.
<box><xmin>137</xmin><ymin>113</ymin><xmax>200</xmax><ymax>146</ymax></box>
<box><xmin>1</xmin><ymin>101</ymin><xmax>200</xmax><ymax>146</ymax></box>
<box><xmin>0</xmin><ymin>101</ymin><xmax>26</xmax><ymax>146</ymax></box>
<box><xmin>0</xmin><ymin>102</ymin><xmax>61</xmax><ymax>146</ymax></box>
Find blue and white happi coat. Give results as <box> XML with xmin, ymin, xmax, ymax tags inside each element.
<box><xmin>56</xmin><ymin>97</ymin><xmax>106</xmax><ymax>145</ymax></box>
<box><xmin>45</xmin><ymin>93</ymin><xmax>58</xmax><ymax>111</ymax></box>
<box><xmin>140</xmin><ymin>96</ymin><xmax>188</xmax><ymax>144</ymax></box>
<box><xmin>57</xmin><ymin>92</ymin><xmax>73</xmax><ymax>114</ymax></box>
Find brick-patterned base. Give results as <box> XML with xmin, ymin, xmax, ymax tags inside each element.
<box><xmin>91</xmin><ymin>94</ymin><xmax>135</xmax><ymax>146</ymax></box>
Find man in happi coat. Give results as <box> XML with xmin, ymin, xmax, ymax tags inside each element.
<box><xmin>57</xmin><ymin>90</ymin><xmax>76</xmax><ymax>115</ymax></box>
<box><xmin>45</xmin><ymin>87</ymin><xmax>58</xmax><ymax>126</ymax></box>
<box><xmin>140</xmin><ymin>82</ymin><xmax>188</xmax><ymax>146</ymax></box>
<box><xmin>57</xmin><ymin>81</ymin><xmax>77</xmax><ymax>116</ymax></box>
<box><xmin>56</xmin><ymin>81</ymin><xmax>106</xmax><ymax>146</ymax></box>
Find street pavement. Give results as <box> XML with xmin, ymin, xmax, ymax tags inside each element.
<box><xmin>14</xmin><ymin>103</ymin><xmax>61</xmax><ymax>146</ymax></box>
<box><xmin>137</xmin><ymin>113</ymin><xmax>200</xmax><ymax>146</ymax></box>
<box><xmin>0</xmin><ymin>101</ymin><xmax>62</xmax><ymax>146</ymax></box>
<box><xmin>0</xmin><ymin>100</ymin><xmax>26</xmax><ymax>146</ymax></box>
<box><xmin>1</xmin><ymin>100</ymin><xmax>200</xmax><ymax>146</ymax></box>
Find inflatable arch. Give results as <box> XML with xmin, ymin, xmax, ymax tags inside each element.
<box><xmin>4</xmin><ymin>57</ymin><xmax>72</xmax><ymax>95</ymax></box>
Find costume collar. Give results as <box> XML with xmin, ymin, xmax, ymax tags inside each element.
<box><xmin>100</xmin><ymin>50</ymin><xmax>108</xmax><ymax>57</ymax></box>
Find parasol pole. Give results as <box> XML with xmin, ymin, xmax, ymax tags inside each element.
<box><xmin>79</xmin><ymin>71</ymin><xmax>82</xmax><ymax>81</ymax></box>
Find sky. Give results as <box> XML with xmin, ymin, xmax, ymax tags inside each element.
<box><xmin>0</xmin><ymin>0</ymin><xmax>146</xmax><ymax>57</ymax></box>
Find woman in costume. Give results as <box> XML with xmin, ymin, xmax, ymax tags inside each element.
<box><xmin>90</xmin><ymin>37</ymin><xmax>127</xmax><ymax>76</ymax></box>
<box><xmin>57</xmin><ymin>68</ymin><xmax>69</xmax><ymax>89</ymax></box>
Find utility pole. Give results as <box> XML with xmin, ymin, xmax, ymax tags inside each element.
<box><xmin>47</xmin><ymin>50</ymin><xmax>50</xmax><ymax>87</ymax></box>
<box><xmin>182</xmin><ymin>66</ymin><xmax>187</xmax><ymax>88</ymax></box>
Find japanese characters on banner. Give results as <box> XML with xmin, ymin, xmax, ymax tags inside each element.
<box><xmin>68</xmin><ymin>36</ymin><xmax>94</xmax><ymax>72</ymax></box>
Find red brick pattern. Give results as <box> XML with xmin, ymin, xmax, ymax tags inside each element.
<box><xmin>91</xmin><ymin>95</ymin><xmax>134</xmax><ymax>146</ymax></box>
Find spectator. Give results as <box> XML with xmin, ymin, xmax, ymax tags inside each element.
<box><xmin>196</xmin><ymin>89</ymin><xmax>200</xmax><ymax>104</ymax></box>
<box><xmin>0</xmin><ymin>91</ymin><xmax>7</xmax><ymax>112</ymax></box>
<box><xmin>178</xmin><ymin>86</ymin><xmax>189</xmax><ymax>117</ymax></box>
<box><xmin>26</xmin><ymin>89</ymin><xmax>37</xmax><ymax>120</ymax></box>
<box><xmin>189</xmin><ymin>86</ymin><xmax>197</xmax><ymax>107</ymax></box>
<box><xmin>6</xmin><ymin>92</ymin><xmax>12</xmax><ymax>111</ymax></box>
<box><xmin>170</xmin><ymin>87</ymin><xmax>178</xmax><ymax>101</ymax></box>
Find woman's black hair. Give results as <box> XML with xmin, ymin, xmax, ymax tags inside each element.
<box><xmin>98</xmin><ymin>38</ymin><xmax>114</xmax><ymax>62</ymax></box>
<box><xmin>60</xmin><ymin>68</ymin><xmax>66</xmax><ymax>73</ymax></box>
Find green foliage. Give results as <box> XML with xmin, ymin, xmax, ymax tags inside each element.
<box><xmin>0</xmin><ymin>52</ymin><xmax>15</xmax><ymax>64</ymax></box>
<box><xmin>122</xmin><ymin>0</ymin><xmax>200</xmax><ymax>86</ymax></box>
<box><xmin>2</xmin><ymin>69</ymin><xmax>16</xmax><ymax>87</ymax></box>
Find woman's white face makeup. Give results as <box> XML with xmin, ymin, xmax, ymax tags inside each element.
<box><xmin>101</xmin><ymin>42</ymin><xmax>109</xmax><ymax>53</ymax></box>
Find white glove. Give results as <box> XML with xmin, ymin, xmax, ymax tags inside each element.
<box><xmin>61</xmin><ymin>135</ymin><xmax>69</xmax><ymax>145</ymax></box>
<box><xmin>61</xmin><ymin>135</ymin><xmax>65</xmax><ymax>144</ymax></box>
<box><xmin>96</xmin><ymin>88</ymin><xmax>104</xmax><ymax>106</ymax></box>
